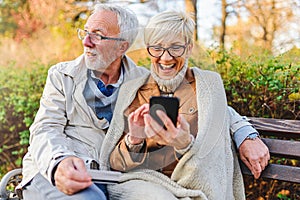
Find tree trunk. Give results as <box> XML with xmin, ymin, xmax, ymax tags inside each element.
<box><xmin>220</xmin><ymin>0</ymin><xmax>228</xmax><ymax>50</ymax></box>
<box><xmin>185</xmin><ymin>0</ymin><xmax>197</xmax><ymax>41</ymax></box>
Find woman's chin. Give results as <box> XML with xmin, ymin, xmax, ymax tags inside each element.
<box><xmin>158</xmin><ymin>73</ymin><xmax>176</xmax><ymax>80</ymax></box>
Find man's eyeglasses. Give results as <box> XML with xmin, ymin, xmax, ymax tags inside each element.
<box><xmin>77</xmin><ymin>28</ymin><xmax>125</xmax><ymax>44</ymax></box>
<box><xmin>147</xmin><ymin>45</ymin><xmax>187</xmax><ymax>58</ymax></box>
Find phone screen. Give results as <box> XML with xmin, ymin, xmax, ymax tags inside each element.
<box><xmin>149</xmin><ymin>96</ymin><xmax>179</xmax><ymax>128</ymax></box>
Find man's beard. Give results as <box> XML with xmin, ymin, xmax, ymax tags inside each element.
<box><xmin>84</xmin><ymin>48</ymin><xmax>117</xmax><ymax>72</ymax></box>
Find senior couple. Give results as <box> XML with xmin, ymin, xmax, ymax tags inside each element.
<box><xmin>19</xmin><ymin>3</ymin><xmax>269</xmax><ymax>200</ymax></box>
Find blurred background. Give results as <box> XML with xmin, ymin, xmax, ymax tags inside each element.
<box><xmin>0</xmin><ymin>0</ymin><xmax>299</xmax><ymax>67</ymax></box>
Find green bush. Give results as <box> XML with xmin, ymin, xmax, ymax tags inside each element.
<box><xmin>190</xmin><ymin>49</ymin><xmax>299</xmax><ymax>119</ymax></box>
<box><xmin>0</xmin><ymin>63</ymin><xmax>49</xmax><ymax>172</ymax></box>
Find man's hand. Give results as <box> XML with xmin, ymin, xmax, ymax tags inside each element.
<box><xmin>239</xmin><ymin>138</ymin><xmax>270</xmax><ymax>179</ymax></box>
<box><xmin>54</xmin><ymin>156</ymin><xmax>92</xmax><ymax>195</ymax></box>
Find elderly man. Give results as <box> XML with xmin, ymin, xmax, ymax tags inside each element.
<box><xmin>19</xmin><ymin>4</ymin><xmax>147</xmax><ymax>200</ymax></box>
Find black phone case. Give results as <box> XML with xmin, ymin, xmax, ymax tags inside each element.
<box><xmin>149</xmin><ymin>96</ymin><xmax>179</xmax><ymax>128</ymax></box>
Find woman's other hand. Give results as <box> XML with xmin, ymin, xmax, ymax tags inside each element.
<box><xmin>144</xmin><ymin>110</ymin><xmax>192</xmax><ymax>150</ymax></box>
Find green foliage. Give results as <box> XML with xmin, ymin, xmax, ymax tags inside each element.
<box><xmin>137</xmin><ymin>57</ymin><xmax>151</xmax><ymax>69</ymax></box>
<box><xmin>0</xmin><ymin>63</ymin><xmax>49</xmax><ymax>172</ymax></box>
<box><xmin>277</xmin><ymin>192</ymin><xmax>291</xmax><ymax>200</ymax></box>
<box><xmin>209</xmin><ymin>49</ymin><xmax>300</xmax><ymax>119</ymax></box>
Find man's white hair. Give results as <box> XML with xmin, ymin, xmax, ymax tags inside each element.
<box><xmin>94</xmin><ymin>4</ymin><xmax>139</xmax><ymax>48</ymax></box>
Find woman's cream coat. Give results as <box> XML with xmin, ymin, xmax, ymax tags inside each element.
<box><xmin>100</xmin><ymin>68</ymin><xmax>246</xmax><ymax>200</ymax></box>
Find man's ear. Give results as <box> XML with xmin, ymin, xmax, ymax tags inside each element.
<box><xmin>120</xmin><ymin>41</ymin><xmax>129</xmax><ymax>54</ymax></box>
<box><xmin>185</xmin><ymin>43</ymin><xmax>193</xmax><ymax>57</ymax></box>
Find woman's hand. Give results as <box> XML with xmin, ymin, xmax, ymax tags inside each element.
<box><xmin>127</xmin><ymin>103</ymin><xmax>149</xmax><ymax>144</ymax></box>
<box><xmin>144</xmin><ymin>110</ymin><xmax>192</xmax><ymax>150</ymax></box>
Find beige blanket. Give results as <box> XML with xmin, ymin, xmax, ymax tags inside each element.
<box><xmin>100</xmin><ymin>68</ymin><xmax>245</xmax><ymax>200</ymax></box>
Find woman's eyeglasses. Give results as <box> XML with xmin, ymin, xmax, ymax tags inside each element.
<box><xmin>147</xmin><ymin>45</ymin><xmax>187</xmax><ymax>58</ymax></box>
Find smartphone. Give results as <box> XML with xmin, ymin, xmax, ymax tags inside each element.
<box><xmin>149</xmin><ymin>96</ymin><xmax>179</xmax><ymax>128</ymax></box>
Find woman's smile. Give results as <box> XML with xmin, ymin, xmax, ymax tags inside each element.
<box><xmin>159</xmin><ymin>63</ymin><xmax>176</xmax><ymax>70</ymax></box>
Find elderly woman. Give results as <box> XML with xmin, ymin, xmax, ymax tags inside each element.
<box><xmin>100</xmin><ymin>10</ymin><xmax>268</xmax><ymax>199</ymax></box>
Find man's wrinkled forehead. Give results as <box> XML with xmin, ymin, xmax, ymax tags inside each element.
<box><xmin>85</xmin><ymin>10</ymin><xmax>120</xmax><ymax>34</ymax></box>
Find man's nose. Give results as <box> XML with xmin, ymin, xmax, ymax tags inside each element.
<box><xmin>83</xmin><ymin>35</ymin><xmax>95</xmax><ymax>48</ymax></box>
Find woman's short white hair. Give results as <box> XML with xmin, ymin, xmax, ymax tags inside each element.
<box><xmin>93</xmin><ymin>4</ymin><xmax>139</xmax><ymax>47</ymax></box>
<box><xmin>144</xmin><ymin>10</ymin><xmax>195</xmax><ymax>45</ymax></box>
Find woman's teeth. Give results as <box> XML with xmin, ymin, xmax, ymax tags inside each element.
<box><xmin>160</xmin><ymin>64</ymin><xmax>175</xmax><ymax>70</ymax></box>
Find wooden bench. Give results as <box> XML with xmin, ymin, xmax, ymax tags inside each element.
<box><xmin>0</xmin><ymin>117</ymin><xmax>299</xmax><ymax>200</ymax></box>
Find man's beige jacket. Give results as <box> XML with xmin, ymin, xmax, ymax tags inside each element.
<box><xmin>20</xmin><ymin>55</ymin><xmax>149</xmax><ymax>187</ymax></box>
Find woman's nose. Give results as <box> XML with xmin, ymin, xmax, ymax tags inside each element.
<box><xmin>160</xmin><ymin>50</ymin><xmax>173</xmax><ymax>61</ymax></box>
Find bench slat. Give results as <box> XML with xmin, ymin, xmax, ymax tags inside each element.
<box><xmin>261</xmin><ymin>138</ymin><xmax>300</xmax><ymax>160</ymax></box>
<box><xmin>240</xmin><ymin>162</ymin><xmax>300</xmax><ymax>183</ymax></box>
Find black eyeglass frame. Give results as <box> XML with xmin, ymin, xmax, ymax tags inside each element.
<box><xmin>77</xmin><ymin>28</ymin><xmax>125</xmax><ymax>43</ymax></box>
<box><xmin>146</xmin><ymin>44</ymin><xmax>187</xmax><ymax>58</ymax></box>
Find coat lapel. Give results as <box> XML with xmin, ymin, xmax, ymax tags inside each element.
<box><xmin>174</xmin><ymin>68</ymin><xmax>196</xmax><ymax>109</ymax></box>
<box><xmin>70</xmin><ymin>57</ymin><xmax>97</xmax><ymax>125</ymax></box>
<box><xmin>138</xmin><ymin>76</ymin><xmax>160</xmax><ymax>103</ymax></box>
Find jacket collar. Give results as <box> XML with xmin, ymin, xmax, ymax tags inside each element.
<box><xmin>56</xmin><ymin>54</ymin><xmax>86</xmax><ymax>78</ymax></box>
<box><xmin>55</xmin><ymin>54</ymin><xmax>139</xmax><ymax>85</ymax></box>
